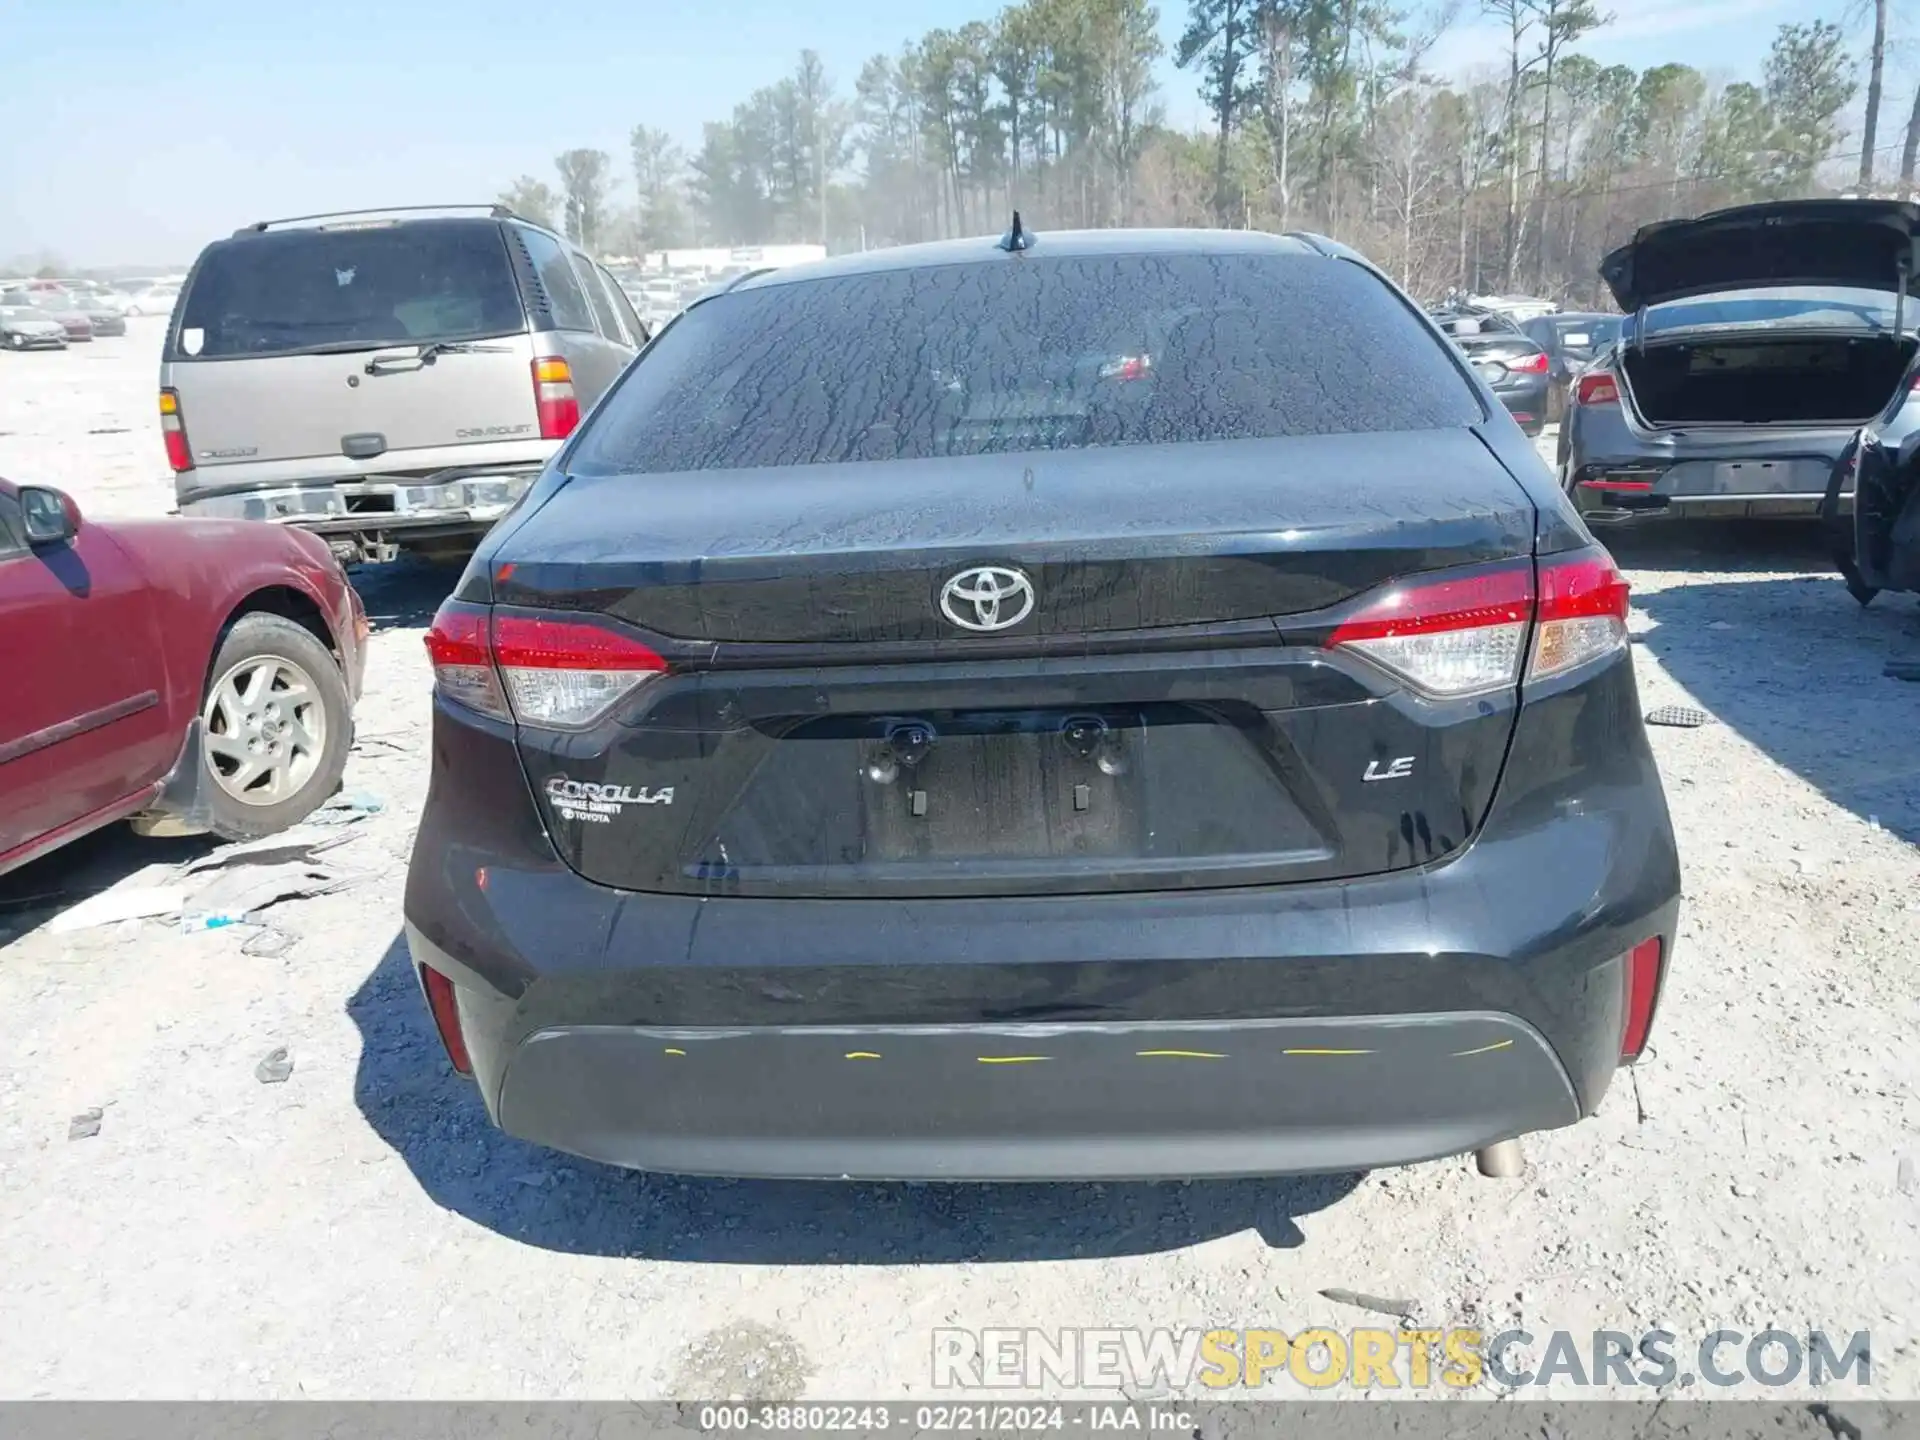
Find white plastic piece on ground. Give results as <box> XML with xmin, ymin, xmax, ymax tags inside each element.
<box><xmin>46</xmin><ymin>886</ymin><xmax>187</xmax><ymax>934</ymax></box>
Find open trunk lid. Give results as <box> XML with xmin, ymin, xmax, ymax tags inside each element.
<box><xmin>1601</xmin><ymin>199</ymin><xmax>1920</xmax><ymax>314</ymax></box>
<box><xmin>484</xmin><ymin>430</ymin><xmax>1543</xmax><ymax>899</ymax></box>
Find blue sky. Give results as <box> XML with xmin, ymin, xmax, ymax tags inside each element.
<box><xmin>0</xmin><ymin>0</ymin><xmax>1879</xmax><ymax>265</ymax></box>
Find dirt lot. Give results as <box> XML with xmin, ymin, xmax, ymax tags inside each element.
<box><xmin>1</xmin><ymin>322</ymin><xmax>1917</xmax><ymax>1403</ymax></box>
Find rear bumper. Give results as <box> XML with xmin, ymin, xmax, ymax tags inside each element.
<box><xmin>402</xmin><ymin>653</ymin><xmax>1681</xmax><ymax>1181</ymax></box>
<box><xmin>1492</xmin><ymin>380</ymin><xmax>1549</xmax><ymax>433</ymax></box>
<box><xmin>177</xmin><ymin>468</ymin><xmax>542</xmax><ymax>551</ymax></box>
<box><xmin>454</xmin><ymin>1004</ymin><xmax>1579</xmax><ymax>1181</ymax></box>
<box><xmin>1565</xmin><ymin>415</ymin><xmax>1857</xmax><ymax>523</ymax></box>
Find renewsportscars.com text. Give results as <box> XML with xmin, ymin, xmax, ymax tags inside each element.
<box><xmin>931</xmin><ymin>1327</ymin><xmax>1871</xmax><ymax>1392</ymax></box>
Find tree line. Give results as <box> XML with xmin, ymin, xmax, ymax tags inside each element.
<box><xmin>500</xmin><ymin>0</ymin><xmax>1919</xmax><ymax>306</ymax></box>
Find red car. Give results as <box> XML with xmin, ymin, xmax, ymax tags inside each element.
<box><xmin>0</xmin><ymin>478</ymin><xmax>367</xmax><ymax>877</ymax></box>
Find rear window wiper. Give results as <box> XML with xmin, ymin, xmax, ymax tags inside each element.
<box><xmin>365</xmin><ymin>339</ymin><xmax>512</xmax><ymax>374</ymax></box>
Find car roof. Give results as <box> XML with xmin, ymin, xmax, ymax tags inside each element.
<box><xmin>725</xmin><ymin>228</ymin><xmax>1333</xmax><ymax>293</ymax></box>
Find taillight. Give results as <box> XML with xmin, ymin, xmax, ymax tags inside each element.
<box><xmin>159</xmin><ymin>388</ymin><xmax>192</xmax><ymax>472</ymax></box>
<box><xmin>1325</xmin><ymin>548</ymin><xmax>1630</xmax><ymax>696</ymax></box>
<box><xmin>1575</xmin><ymin>372</ymin><xmax>1620</xmax><ymax>406</ymax></box>
<box><xmin>532</xmin><ymin>356</ymin><xmax>580</xmax><ymax>439</ymax></box>
<box><xmin>419</xmin><ymin>963</ymin><xmax>473</xmax><ymax>1075</ymax></box>
<box><xmin>424</xmin><ymin>600</ymin><xmax>510</xmax><ymax>722</ymax></box>
<box><xmin>1530</xmin><ymin>550</ymin><xmax>1630</xmax><ymax>682</ymax></box>
<box><xmin>1326</xmin><ymin>562</ymin><xmax>1534</xmax><ymax>697</ymax></box>
<box><xmin>423</xmin><ymin>599</ymin><xmax>667</xmax><ymax>730</ymax></box>
<box><xmin>1510</xmin><ymin>352</ymin><xmax>1550</xmax><ymax>374</ymax></box>
<box><xmin>491</xmin><ymin>612</ymin><xmax>666</xmax><ymax>728</ymax></box>
<box><xmin>1619</xmin><ymin>937</ymin><xmax>1664</xmax><ymax>1061</ymax></box>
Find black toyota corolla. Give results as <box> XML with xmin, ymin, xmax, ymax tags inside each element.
<box><xmin>403</xmin><ymin>227</ymin><xmax>1680</xmax><ymax>1183</ymax></box>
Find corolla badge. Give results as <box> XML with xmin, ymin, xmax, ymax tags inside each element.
<box><xmin>545</xmin><ymin>775</ymin><xmax>673</xmax><ymax>824</ymax></box>
<box><xmin>939</xmin><ymin>565</ymin><xmax>1036</xmax><ymax>632</ymax></box>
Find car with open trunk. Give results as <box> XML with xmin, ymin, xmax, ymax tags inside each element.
<box><xmin>1560</xmin><ymin>199</ymin><xmax>1920</xmax><ymax>528</ymax></box>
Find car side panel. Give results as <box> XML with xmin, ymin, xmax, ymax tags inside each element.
<box><xmin>0</xmin><ymin>523</ymin><xmax>175</xmax><ymax>854</ymax></box>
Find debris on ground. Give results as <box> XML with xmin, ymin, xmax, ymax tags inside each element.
<box><xmin>1317</xmin><ymin>1287</ymin><xmax>1416</xmax><ymax>1321</ymax></box>
<box><xmin>254</xmin><ymin>1047</ymin><xmax>294</xmax><ymax>1085</ymax></box>
<box><xmin>67</xmin><ymin>1109</ymin><xmax>103</xmax><ymax>1141</ymax></box>
<box><xmin>1645</xmin><ymin>705</ymin><xmax>1712</xmax><ymax>728</ymax></box>
<box><xmin>308</xmin><ymin>790</ymin><xmax>386</xmax><ymax>826</ymax></box>
<box><xmin>188</xmin><ymin>861</ymin><xmax>366</xmax><ymax>923</ymax></box>
<box><xmin>180</xmin><ymin>911</ymin><xmax>248</xmax><ymax>934</ymax></box>
<box><xmin>47</xmin><ymin>886</ymin><xmax>187</xmax><ymax>934</ymax></box>
<box><xmin>241</xmin><ymin>927</ymin><xmax>297</xmax><ymax>958</ymax></box>
<box><xmin>350</xmin><ymin>733</ymin><xmax>415</xmax><ymax>756</ymax></box>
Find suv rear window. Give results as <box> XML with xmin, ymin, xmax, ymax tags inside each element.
<box><xmin>568</xmin><ymin>253</ymin><xmax>1480</xmax><ymax>475</ymax></box>
<box><xmin>173</xmin><ymin>220</ymin><xmax>524</xmax><ymax>360</ymax></box>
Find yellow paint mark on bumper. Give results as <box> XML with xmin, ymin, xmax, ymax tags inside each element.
<box><xmin>1136</xmin><ymin>1049</ymin><xmax>1227</xmax><ymax>1059</ymax></box>
<box><xmin>845</xmin><ymin>1051</ymin><xmax>882</xmax><ymax>1060</ymax></box>
<box><xmin>1283</xmin><ymin>1048</ymin><xmax>1373</xmax><ymax>1056</ymax></box>
<box><xmin>663</xmin><ymin>1047</ymin><xmax>686</xmax><ymax>1056</ymax></box>
<box><xmin>1452</xmin><ymin>1039</ymin><xmax>1515</xmax><ymax>1057</ymax></box>
<box><xmin>977</xmin><ymin>1055</ymin><xmax>1050</xmax><ymax>1065</ymax></box>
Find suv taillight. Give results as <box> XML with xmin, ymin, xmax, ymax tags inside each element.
<box><xmin>159</xmin><ymin>388</ymin><xmax>192</xmax><ymax>472</ymax></box>
<box><xmin>532</xmin><ymin>356</ymin><xmax>580</xmax><ymax>440</ymax></box>
<box><xmin>1575</xmin><ymin>372</ymin><xmax>1620</xmax><ymax>406</ymax></box>
<box><xmin>1325</xmin><ymin>549</ymin><xmax>1629</xmax><ymax>697</ymax></box>
<box><xmin>424</xmin><ymin>600</ymin><xmax>667</xmax><ymax>730</ymax></box>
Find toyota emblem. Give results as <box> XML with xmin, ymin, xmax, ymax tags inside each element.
<box><xmin>939</xmin><ymin>565</ymin><xmax>1036</xmax><ymax>632</ymax></box>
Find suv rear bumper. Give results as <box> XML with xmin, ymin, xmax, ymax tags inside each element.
<box><xmin>401</xmin><ymin>655</ymin><xmax>1681</xmax><ymax>1181</ymax></box>
<box><xmin>178</xmin><ymin>468</ymin><xmax>542</xmax><ymax>560</ymax></box>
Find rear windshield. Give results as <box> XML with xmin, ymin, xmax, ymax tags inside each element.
<box><xmin>173</xmin><ymin>221</ymin><xmax>524</xmax><ymax>360</ymax></box>
<box><xmin>569</xmin><ymin>253</ymin><xmax>1479</xmax><ymax>475</ymax></box>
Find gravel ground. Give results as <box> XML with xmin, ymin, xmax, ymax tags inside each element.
<box><xmin>1</xmin><ymin>325</ymin><xmax>1917</xmax><ymax>1403</ymax></box>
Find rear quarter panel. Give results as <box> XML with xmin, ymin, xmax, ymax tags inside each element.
<box><xmin>97</xmin><ymin>518</ymin><xmax>359</xmax><ymax>727</ymax></box>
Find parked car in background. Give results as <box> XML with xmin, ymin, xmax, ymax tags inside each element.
<box><xmin>69</xmin><ymin>283</ymin><xmax>135</xmax><ymax>316</ymax></box>
<box><xmin>1459</xmin><ymin>293</ymin><xmax>1559</xmax><ymax>323</ymax></box>
<box><xmin>1560</xmin><ymin>199</ymin><xmax>1919</xmax><ymax>533</ymax></box>
<box><xmin>1</xmin><ymin>290</ymin><xmax>93</xmax><ymax>343</ymax></box>
<box><xmin>0</xmin><ymin>304</ymin><xmax>68</xmax><ymax>351</ymax></box>
<box><xmin>162</xmin><ymin>203</ymin><xmax>648</xmax><ymax>566</ymax></box>
<box><xmin>1428</xmin><ymin>306</ymin><xmax>1552</xmax><ymax>435</ymax></box>
<box><xmin>1523</xmin><ymin>311</ymin><xmax>1623</xmax><ymax>421</ymax></box>
<box><xmin>59</xmin><ymin>291</ymin><xmax>128</xmax><ymax>337</ymax></box>
<box><xmin>124</xmin><ymin>284</ymin><xmax>180</xmax><ymax>316</ymax></box>
<box><xmin>405</xmin><ymin>227</ymin><xmax>1679</xmax><ymax>1185</ymax></box>
<box><xmin>0</xmin><ymin>476</ymin><xmax>367</xmax><ymax>877</ymax></box>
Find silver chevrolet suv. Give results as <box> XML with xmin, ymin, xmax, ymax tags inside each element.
<box><xmin>160</xmin><ymin>205</ymin><xmax>648</xmax><ymax>564</ymax></box>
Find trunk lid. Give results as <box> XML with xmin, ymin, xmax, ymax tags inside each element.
<box><xmin>495</xmin><ymin>431</ymin><xmax>1533</xmax><ymax>642</ymax></box>
<box><xmin>494</xmin><ymin>430</ymin><xmax>1540</xmax><ymax>899</ymax></box>
<box><xmin>1601</xmin><ymin>199</ymin><xmax>1920</xmax><ymax>313</ymax></box>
